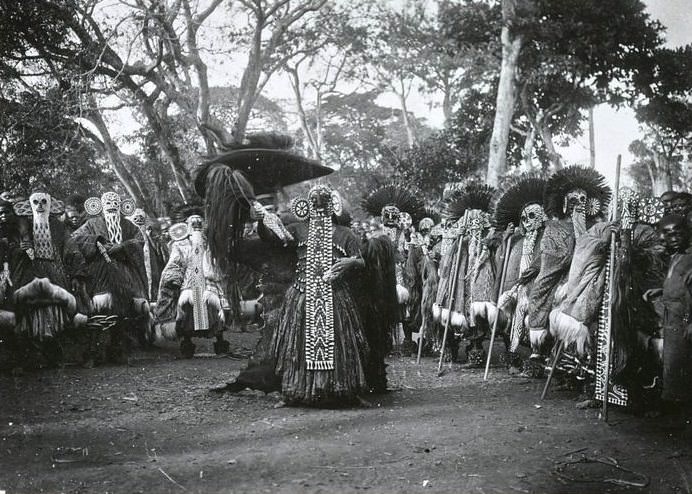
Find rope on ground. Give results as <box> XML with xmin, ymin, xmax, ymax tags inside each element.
<box><xmin>553</xmin><ymin>454</ymin><xmax>650</xmax><ymax>488</ymax></box>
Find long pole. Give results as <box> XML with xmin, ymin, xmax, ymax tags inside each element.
<box><xmin>483</xmin><ymin>234</ymin><xmax>513</xmax><ymax>380</ymax></box>
<box><xmin>437</xmin><ymin>213</ymin><xmax>467</xmax><ymax>375</ymax></box>
<box><xmin>602</xmin><ymin>155</ymin><xmax>622</xmax><ymax>422</ymax></box>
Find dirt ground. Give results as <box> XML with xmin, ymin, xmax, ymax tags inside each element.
<box><xmin>1</xmin><ymin>329</ymin><xmax>691</xmax><ymax>494</ymax></box>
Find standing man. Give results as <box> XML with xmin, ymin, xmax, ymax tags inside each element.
<box><xmin>646</xmin><ymin>215</ymin><xmax>692</xmax><ymax>421</ymax></box>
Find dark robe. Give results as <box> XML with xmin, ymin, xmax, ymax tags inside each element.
<box><xmin>72</xmin><ymin>215</ymin><xmax>147</xmax><ymax>315</ymax></box>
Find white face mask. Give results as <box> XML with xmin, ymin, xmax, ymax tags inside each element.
<box><xmin>101</xmin><ymin>192</ymin><xmax>121</xmax><ymax>216</ymax></box>
<box><xmin>101</xmin><ymin>191</ymin><xmax>122</xmax><ymax>243</ymax></box>
<box><xmin>131</xmin><ymin>208</ymin><xmax>146</xmax><ymax>227</ymax></box>
<box><xmin>30</xmin><ymin>192</ymin><xmax>54</xmax><ymax>259</ymax></box>
<box><xmin>520</xmin><ymin>204</ymin><xmax>545</xmax><ymax>233</ymax></box>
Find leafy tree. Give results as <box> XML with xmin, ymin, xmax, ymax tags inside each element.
<box><xmin>0</xmin><ymin>88</ymin><xmax>114</xmax><ymax>197</ymax></box>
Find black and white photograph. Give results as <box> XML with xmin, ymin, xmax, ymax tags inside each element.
<box><xmin>1</xmin><ymin>0</ymin><xmax>691</xmax><ymax>492</ymax></box>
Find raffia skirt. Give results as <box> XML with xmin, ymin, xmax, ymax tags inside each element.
<box><xmin>271</xmin><ymin>282</ymin><xmax>369</xmax><ymax>406</ymax></box>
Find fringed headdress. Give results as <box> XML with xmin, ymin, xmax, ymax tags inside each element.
<box><xmin>544</xmin><ymin>166</ymin><xmax>611</xmax><ymax>220</ymax></box>
<box><xmin>361</xmin><ymin>183</ymin><xmax>426</xmax><ymax>225</ymax></box>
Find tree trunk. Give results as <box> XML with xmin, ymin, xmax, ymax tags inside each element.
<box><xmin>650</xmin><ymin>151</ymin><xmax>671</xmax><ymax>195</ymax></box>
<box><xmin>588</xmin><ymin>106</ymin><xmax>596</xmax><ymax>169</ymax></box>
<box><xmin>522</xmin><ymin>125</ymin><xmax>535</xmax><ymax>169</ymax></box>
<box><xmin>538</xmin><ymin>122</ymin><xmax>563</xmax><ymax>170</ymax></box>
<box><xmin>486</xmin><ymin>5</ymin><xmax>523</xmax><ymax>186</ymax></box>
<box><xmin>397</xmin><ymin>87</ymin><xmax>417</xmax><ymax>148</ymax></box>
<box><xmin>86</xmin><ymin>112</ymin><xmax>156</xmax><ymax>216</ymax></box>
<box><xmin>233</xmin><ymin>23</ymin><xmax>264</xmax><ymax>143</ymax></box>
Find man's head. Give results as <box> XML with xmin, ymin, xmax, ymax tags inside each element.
<box><xmin>64</xmin><ymin>205</ymin><xmax>82</xmax><ymax>228</ymax></box>
<box><xmin>658</xmin><ymin>214</ymin><xmax>689</xmax><ymax>253</ymax></box>
<box><xmin>0</xmin><ymin>199</ymin><xmax>15</xmax><ymax>227</ymax></box>
<box><xmin>671</xmin><ymin>192</ymin><xmax>692</xmax><ymax>216</ymax></box>
<box><xmin>660</xmin><ymin>190</ymin><xmax>678</xmax><ymax>215</ymax></box>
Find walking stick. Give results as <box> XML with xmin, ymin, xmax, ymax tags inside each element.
<box><xmin>483</xmin><ymin>233</ymin><xmax>514</xmax><ymax>380</ymax></box>
<box><xmin>602</xmin><ymin>155</ymin><xmax>621</xmax><ymax>422</ymax></box>
<box><xmin>437</xmin><ymin>213</ymin><xmax>467</xmax><ymax>376</ymax></box>
<box><xmin>541</xmin><ymin>340</ymin><xmax>564</xmax><ymax>400</ymax></box>
<box><xmin>416</xmin><ymin>256</ymin><xmax>427</xmax><ymax>365</ymax></box>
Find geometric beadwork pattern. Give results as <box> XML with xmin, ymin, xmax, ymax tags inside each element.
<box><xmin>304</xmin><ymin>210</ymin><xmax>335</xmax><ymax>370</ymax></box>
<box><xmin>595</xmin><ymin>251</ymin><xmax>628</xmax><ymax>406</ymax></box>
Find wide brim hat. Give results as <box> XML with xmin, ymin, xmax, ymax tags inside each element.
<box><xmin>194</xmin><ymin>134</ymin><xmax>333</xmax><ymax>197</ymax></box>
<box><xmin>494</xmin><ymin>173</ymin><xmax>547</xmax><ymax>229</ymax></box>
<box><xmin>544</xmin><ymin>166</ymin><xmax>611</xmax><ymax>219</ymax></box>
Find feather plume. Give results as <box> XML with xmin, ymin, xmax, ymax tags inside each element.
<box><xmin>361</xmin><ymin>183</ymin><xmax>426</xmax><ymax>223</ymax></box>
<box><xmin>494</xmin><ymin>173</ymin><xmax>546</xmax><ymax>229</ymax></box>
<box><xmin>444</xmin><ymin>181</ymin><xmax>495</xmax><ymax>221</ymax></box>
<box><xmin>544</xmin><ymin>166</ymin><xmax>611</xmax><ymax>219</ymax></box>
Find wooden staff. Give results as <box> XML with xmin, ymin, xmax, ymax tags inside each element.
<box><xmin>483</xmin><ymin>233</ymin><xmax>514</xmax><ymax>380</ymax></box>
<box><xmin>602</xmin><ymin>155</ymin><xmax>622</xmax><ymax>422</ymax></box>
<box><xmin>437</xmin><ymin>212</ymin><xmax>467</xmax><ymax>376</ymax></box>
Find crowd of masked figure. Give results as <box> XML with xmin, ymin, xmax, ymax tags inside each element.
<box><xmin>1</xmin><ymin>165</ymin><xmax>692</xmax><ymax>421</ymax></box>
<box><xmin>0</xmin><ymin>190</ymin><xmax>234</xmax><ymax>372</ymax></box>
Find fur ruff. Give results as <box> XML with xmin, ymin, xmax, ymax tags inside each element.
<box><xmin>548</xmin><ymin>309</ymin><xmax>590</xmax><ymax>356</ymax></box>
<box><xmin>92</xmin><ymin>293</ymin><xmax>113</xmax><ymax>313</ymax></box>
<box><xmin>434</xmin><ymin>306</ymin><xmax>468</xmax><ymax>329</ymax></box>
<box><xmin>396</xmin><ymin>284</ymin><xmax>410</xmax><ymax>304</ymax></box>
<box><xmin>529</xmin><ymin>327</ymin><xmax>548</xmax><ymax>351</ymax></box>
<box><xmin>155</xmin><ymin>321</ymin><xmax>178</xmax><ymax>342</ymax></box>
<box><xmin>470</xmin><ymin>301</ymin><xmax>506</xmax><ymax>331</ymax></box>
<box><xmin>13</xmin><ymin>277</ymin><xmax>77</xmax><ymax>315</ymax></box>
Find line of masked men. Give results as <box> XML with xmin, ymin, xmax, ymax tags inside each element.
<box><xmin>0</xmin><ymin>190</ymin><xmax>242</xmax><ymax>371</ymax></box>
<box><xmin>351</xmin><ymin>169</ymin><xmax>692</xmax><ymax>414</ymax></box>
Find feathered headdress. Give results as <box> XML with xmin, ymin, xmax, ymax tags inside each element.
<box><xmin>544</xmin><ymin>166</ymin><xmax>611</xmax><ymax>219</ymax></box>
<box><xmin>193</xmin><ymin>133</ymin><xmax>333</xmax><ymax>271</ymax></box>
<box><xmin>361</xmin><ymin>183</ymin><xmax>426</xmax><ymax>223</ymax></box>
<box><xmin>443</xmin><ymin>181</ymin><xmax>495</xmax><ymax>222</ymax></box>
<box><xmin>494</xmin><ymin>173</ymin><xmax>547</xmax><ymax>229</ymax></box>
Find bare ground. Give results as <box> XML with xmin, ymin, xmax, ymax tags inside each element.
<box><xmin>1</xmin><ymin>331</ymin><xmax>691</xmax><ymax>494</ymax></box>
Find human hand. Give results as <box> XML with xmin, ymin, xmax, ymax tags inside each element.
<box><xmin>643</xmin><ymin>288</ymin><xmax>663</xmax><ymax>303</ymax></box>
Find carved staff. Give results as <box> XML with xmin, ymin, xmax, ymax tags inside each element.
<box><xmin>483</xmin><ymin>233</ymin><xmax>514</xmax><ymax>380</ymax></box>
<box><xmin>437</xmin><ymin>211</ymin><xmax>468</xmax><ymax>376</ymax></box>
<box><xmin>602</xmin><ymin>155</ymin><xmax>621</xmax><ymax>422</ymax></box>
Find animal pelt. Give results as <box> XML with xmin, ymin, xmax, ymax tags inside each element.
<box><xmin>470</xmin><ymin>301</ymin><xmax>507</xmax><ymax>332</ymax></box>
<box><xmin>405</xmin><ymin>245</ymin><xmax>424</xmax><ymax>328</ymax></box>
<box><xmin>198</xmin><ymin>165</ymin><xmax>255</xmax><ymax>272</ymax></box>
<box><xmin>419</xmin><ymin>254</ymin><xmax>439</xmax><ymax>348</ymax></box>
<box><xmin>359</xmin><ymin>235</ymin><xmax>399</xmax><ymax>392</ymax></box>
<box><xmin>13</xmin><ymin>277</ymin><xmax>77</xmax><ymax>315</ymax></box>
<box><xmin>549</xmin><ymin>308</ymin><xmax>590</xmax><ymax>356</ymax></box>
<box><xmin>178</xmin><ymin>288</ymin><xmax>222</xmax><ymax>312</ymax></box>
<box><xmin>529</xmin><ymin>328</ymin><xmax>549</xmax><ymax>353</ymax></box>
<box><xmin>433</xmin><ymin>305</ymin><xmax>468</xmax><ymax>330</ymax></box>
<box><xmin>396</xmin><ymin>284</ymin><xmax>410</xmax><ymax>304</ymax></box>
<box><xmin>214</xmin><ymin>360</ymin><xmax>282</xmax><ymax>394</ymax></box>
